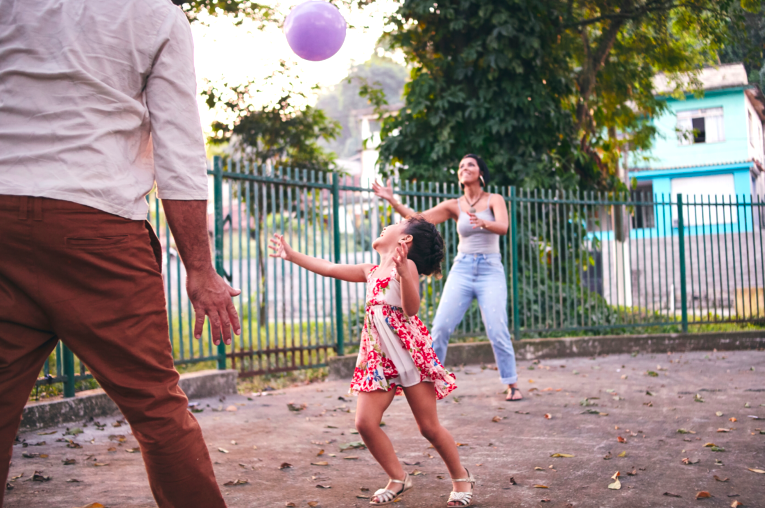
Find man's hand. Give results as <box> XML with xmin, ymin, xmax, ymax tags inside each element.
<box><xmin>162</xmin><ymin>199</ymin><xmax>242</xmax><ymax>346</ymax></box>
<box><xmin>187</xmin><ymin>267</ymin><xmax>241</xmax><ymax>346</ymax></box>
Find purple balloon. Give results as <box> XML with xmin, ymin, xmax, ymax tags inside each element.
<box><xmin>284</xmin><ymin>1</ymin><xmax>347</xmax><ymax>62</ymax></box>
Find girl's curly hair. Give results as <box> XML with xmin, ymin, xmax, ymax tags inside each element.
<box><xmin>404</xmin><ymin>216</ymin><xmax>445</xmax><ymax>278</ymax></box>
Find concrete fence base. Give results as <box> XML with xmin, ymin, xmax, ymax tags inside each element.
<box><xmin>21</xmin><ymin>369</ymin><xmax>238</xmax><ymax>430</ymax></box>
<box><xmin>328</xmin><ymin>330</ymin><xmax>765</xmax><ymax>380</ymax></box>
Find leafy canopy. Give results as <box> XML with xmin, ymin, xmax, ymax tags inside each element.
<box><xmin>203</xmin><ymin>62</ymin><xmax>340</xmax><ymax>171</ymax></box>
<box><xmin>369</xmin><ymin>0</ymin><xmax>761</xmax><ymax>190</ymax></box>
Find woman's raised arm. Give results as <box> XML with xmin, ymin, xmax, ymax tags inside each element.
<box><xmin>372</xmin><ymin>180</ymin><xmax>456</xmax><ymax>225</ymax></box>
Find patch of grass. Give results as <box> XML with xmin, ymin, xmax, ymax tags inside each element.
<box><xmin>237</xmin><ymin>367</ymin><xmax>328</xmax><ymax>394</ymax></box>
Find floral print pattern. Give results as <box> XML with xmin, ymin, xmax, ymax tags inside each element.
<box><xmin>350</xmin><ymin>266</ymin><xmax>457</xmax><ymax>399</ymax></box>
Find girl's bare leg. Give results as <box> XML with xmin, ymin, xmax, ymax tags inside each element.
<box><xmin>355</xmin><ymin>389</ymin><xmax>406</xmax><ymax>502</ymax></box>
<box><xmin>402</xmin><ymin>382</ymin><xmax>471</xmax><ymax>506</ymax></box>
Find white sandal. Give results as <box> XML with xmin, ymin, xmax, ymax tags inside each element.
<box><xmin>370</xmin><ymin>472</ymin><xmax>414</xmax><ymax>505</ymax></box>
<box><xmin>447</xmin><ymin>468</ymin><xmax>476</xmax><ymax>507</ymax></box>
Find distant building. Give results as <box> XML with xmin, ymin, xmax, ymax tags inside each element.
<box><xmin>628</xmin><ymin>63</ymin><xmax>765</xmax><ymax>235</ymax></box>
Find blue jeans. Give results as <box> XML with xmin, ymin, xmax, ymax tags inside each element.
<box><xmin>431</xmin><ymin>253</ymin><xmax>518</xmax><ymax>384</ymax></box>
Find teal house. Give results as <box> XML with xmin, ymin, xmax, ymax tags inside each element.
<box><xmin>628</xmin><ymin>64</ymin><xmax>765</xmax><ymax>236</ymax></box>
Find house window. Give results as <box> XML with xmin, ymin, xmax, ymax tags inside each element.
<box><xmin>630</xmin><ymin>181</ymin><xmax>655</xmax><ymax>229</ymax></box>
<box><xmin>677</xmin><ymin>107</ymin><xmax>724</xmax><ymax>145</ymax></box>
<box><xmin>749</xmin><ymin>110</ymin><xmax>755</xmax><ymax>147</ymax></box>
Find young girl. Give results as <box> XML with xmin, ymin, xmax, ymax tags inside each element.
<box><xmin>269</xmin><ymin>216</ymin><xmax>476</xmax><ymax>507</ymax></box>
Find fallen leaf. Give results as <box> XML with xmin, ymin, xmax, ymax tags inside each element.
<box><xmin>617</xmin><ymin>451</ymin><xmax>627</xmax><ymax>458</ymax></box>
<box><xmin>287</xmin><ymin>403</ymin><xmax>307</xmax><ymax>412</ymax></box>
<box><xmin>316</xmin><ymin>449</ymin><xmax>324</xmax><ymax>456</ymax></box>
<box><xmin>730</xmin><ymin>417</ymin><xmax>737</xmax><ymax>422</ymax></box>
<box><xmin>516</xmin><ymin>410</ymin><xmax>530</xmax><ymax>415</ymax></box>
<box><xmin>343</xmin><ymin>456</ymin><xmax>358</xmax><ymax>460</ymax></box>
<box><xmin>339</xmin><ymin>441</ymin><xmax>366</xmax><ymax>451</ymax></box>
<box><xmin>307</xmin><ymin>502</ymin><xmax>319</xmax><ymax>507</ymax></box>
<box><xmin>66</xmin><ymin>478</ymin><xmax>82</xmax><ymax>483</ymax></box>
<box><xmin>603</xmin><ymin>452</ymin><xmax>613</xmax><ymax>460</ymax></box>
<box><xmin>646</xmin><ymin>391</ymin><xmax>656</xmax><ymax>396</ymax></box>
<box><xmin>31</xmin><ymin>471</ymin><xmax>51</xmax><ymax>482</ymax></box>
<box><xmin>731</xmin><ymin>501</ymin><xmax>743</xmax><ymax>507</ymax></box>
<box><xmin>544</xmin><ymin>413</ymin><xmax>552</xmax><ymax>419</ymax></box>
<box><xmin>285</xmin><ymin>503</ymin><xmax>296</xmax><ymax>507</ymax></box>
<box><xmin>617</xmin><ymin>436</ymin><xmax>627</xmax><ymax>443</ymax></box>
<box><xmin>65</xmin><ymin>427</ymin><xmax>84</xmax><ymax>436</ymax></box>
<box><xmin>63</xmin><ymin>458</ymin><xmax>76</xmax><ymax>465</ymax></box>
<box><xmin>534</xmin><ymin>467</ymin><xmax>544</xmax><ymax>471</ymax></box>
<box><xmin>315</xmin><ymin>484</ymin><xmax>331</xmax><ymax>489</ymax></box>
<box><xmin>223</xmin><ymin>479</ymin><xmax>249</xmax><ymax>486</ymax></box>
<box><xmin>37</xmin><ymin>431</ymin><xmax>57</xmax><ymax>435</ymax></box>
<box><xmin>93</xmin><ymin>463</ymin><xmax>109</xmax><ymax>467</ymax></box>
<box><xmin>682</xmin><ymin>458</ymin><xmax>700</xmax><ymax>465</ymax></box>
<box><xmin>646</xmin><ymin>371</ymin><xmax>659</xmax><ymax>377</ymax></box>
<box><xmin>696</xmin><ymin>491</ymin><xmax>712</xmax><ymax>499</ymax></box>
<box><xmin>608</xmin><ymin>476</ymin><xmax>621</xmax><ymax>490</ymax></box>
<box><xmin>677</xmin><ymin>428</ymin><xmax>696</xmax><ymax>434</ymax></box>
<box><xmin>718</xmin><ymin>428</ymin><xmax>731</xmax><ymax>433</ymax></box>
<box><xmin>218</xmin><ymin>448</ymin><xmax>229</xmax><ymax>454</ymax></box>
<box><xmin>75</xmin><ymin>504</ymin><xmax>104</xmax><ymax>508</ymax></box>
<box><xmin>747</xmin><ymin>468</ymin><xmax>765</xmax><ymax>474</ymax></box>
<box><xmin>410</xmin><ymin>470</ymin><xmax>425</xmax><ymax>476</ymax></box>
<box><xmin>626</xmin><ymin>469</ymin><xmax>637</xmax><ymax>476</ymax></box>
<box><xmin>695</xmin><ymin>394</ymin><xmax>705</xmax><ymax>403</ymax></box>
<box><xmin>403</xmin><ymin>461</ymin><xmax>420</xmax><ymax>466</ymax></box>
<box><xmin>356</xmin><ymin>495</ymin><xmax>369</xmax><ymax>499</ymax></box>
<box><xmin>716</xmin><ymin>411</ymin><xmax>724</xmax><ymax>417</ymax></box>
<box><xmin>710</xmin><ymin>446</ymin><xmax>725</xmax><ymax>452</ymax></box>
<box><xmin>714</xmin><ymin>475</ymin><xmax>729</xmax><ymax>482</ymax></box>
<box><xmin>533</xmin><ymin>484</ymin><xmax>549</xmax><ymax>488</ymax></box>
<box><xmin>704</xmin><ymin>443</ymin><xmax>716</xmax><ymax>447</ymax></box>
<box><xmin>456</xmin><ymin>443</ymin><xmax>468</xmax><ymax>447</ymax></box>
<box><xmin>663</xmin><ymin>492</ymin><xmax>682</xmax><ymax>498</ymax></box>
<box><xmin>126</xmin><ymin>447</ymin><xmax>140</xmax><ymax>453</ymax></box>
<box><xmin>279</xmin><ymin>462</ymin><xmax>292</xmax><ymax>470</ymax></box>
<box><xmin>107</xmin><ymin>447</ymin><xmax>117</xmax><ymax>453</ymax></box>
<box><xmin>492</xmin><ymin>416</ymin><xmax>503</xmax><ymax>422</ymax></box>
<box><xmin>550</xmin><ymin>453</ymin><xmax>574</xmax><ymax>458</ymax></box>
<box><xmin>311</xmin><ymin>461</ymin><xmax>329</xmax><ymax>466</ymax></box>
<box><xmin>509</xmin><ymin>477</ymin><xmax>517</xmax><ymax>485</ymax></box>
<box><xmin>541</xmin><ymin>499</ymin><xmax>551</xmax><ymax>503</ymax></box>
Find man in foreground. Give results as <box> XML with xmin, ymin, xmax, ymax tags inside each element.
<box><xmin>0</xmin><ymin>1</ymin><xmax>240</xmax><ymax>506</ymax></box>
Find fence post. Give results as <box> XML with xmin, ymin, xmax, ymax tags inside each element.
<box><xmin>677</xmin><ymin>194</ymin><xmax>688</xmax><ymax>333</ymax></box>
<box><xmin>213</xmin><ymin>156</ymin><xmax>227</xmax><ymax>369</ymax></box>
<box><xmin>332</xmin><ymin>172</ymin><xmax>345</xmax><ymax>356</ymax></box>
<box><xmin>62</xmin><ymin>344</ymin><xmax>75</xmax><ymax>398</ymax></box>
<box><xmin>510</xmin><ymin>187</ymin><xmax>521</xmax><ymax>341</ymax></box>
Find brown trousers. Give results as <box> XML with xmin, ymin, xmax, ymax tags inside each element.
<box><xmin>0</xmin><ymin>196</ymin><xmax>226</xmax><ymax>507</ymax></box>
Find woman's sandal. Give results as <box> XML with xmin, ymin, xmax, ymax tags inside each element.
<box><xmin>506</xmin><ymin>386</ymin><xmax>523</xmax><ymax>401</ymax></box>
<box><xmin>447</xmin><ymin>468</ymin><xmax>476</xmax><ymax>507</ymax></box>
<box><xmin>370</xmin><ymin>472</ymin><xmax>413</xmax><ymax>505</ymax></box>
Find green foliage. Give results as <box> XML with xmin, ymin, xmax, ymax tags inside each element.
<box><xmin>316</xmin><ymin>55</ymin><xmax>407</xmax><ymax>158</ymax></box>
<box><xmin>720</xmin><ymin>1</ymin><xmax>765</xmax><ymax>82</ymax></box>
<box><xmin>177</xmin><ymin>0</ymin><xmax>276</xmax><ymax>26</ymax></box>
<box><xmin>203</xmin><ymin>63</ymin><xmax>341</xmax><ymax>171</ymax></box>
<box><xmin>371</xmin><ymin>0</ymin><xmax>749</xmax><ymax>191</ymax></box>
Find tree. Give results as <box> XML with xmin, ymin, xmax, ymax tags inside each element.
<box><xmin>202</xmin><ymin>63</ymin><xmax>341</xmax><ymax>171</ymax></box>
<box><xmin>720</xmin><ymin>2</ymin><xmax>765</xmax><ymax>87</ymax></box>
<box><xmin>316</xmin><ymin>55</ymin><xmax>408</xmax><ymax>158</ymax></box>
<box><xmin>371</xmin><ymin>0</ymin><xmax>760</xmax><ymax>190</ymax></box>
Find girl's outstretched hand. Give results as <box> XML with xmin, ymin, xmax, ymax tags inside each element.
<box><xmin>268</xmin><ymin>234</ymin><xmax>293</xmax><ymax>261</ymax></box>
<box><xmin>393</xmin><ymin>241</ymin><xmax>410</xmax><ymax>275</ymax></box>
<box><xmin>372</xmin><ymin>179</ymin><xmax>394</xmax><ymax>203</ymax></box>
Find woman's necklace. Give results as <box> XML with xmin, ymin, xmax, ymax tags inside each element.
<box><xmin>464</xmin><ymin>191</ymin><xmax>484</xmax><ymax>213</ymax></box>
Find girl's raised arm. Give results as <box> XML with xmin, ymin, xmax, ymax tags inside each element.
<box><xmin>268</xmin><ymin>234</ymin><xmax>371</xmax><ymax>283</ymax></box>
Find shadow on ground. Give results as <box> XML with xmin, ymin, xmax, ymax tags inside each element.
<box><xmin>6</xmin><ymin>350</ymin><xmax>765</xmax><ymax>507</ymax></box>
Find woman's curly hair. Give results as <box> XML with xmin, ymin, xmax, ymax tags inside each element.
<box><xmin>404</xmin><ymin>216</ymin><xmax>445</xmax><ymax>278</ymax></box>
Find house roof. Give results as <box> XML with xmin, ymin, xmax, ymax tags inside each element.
<box><xmin>653</xmin><ymin>63</ymin><xmax>748</xmax><ymax>95</ymax></box>
<box><xmin>630</xmin><ymin>159</ymin><xmax>755</xmax><ymax>173</ymax></box>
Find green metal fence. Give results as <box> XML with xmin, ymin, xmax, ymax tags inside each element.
<box><xmin>35</xmin><ymin>158</ymin><xmax>765</xmax><ymax>396</ymax></box>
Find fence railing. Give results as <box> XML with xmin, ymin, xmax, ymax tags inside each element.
<box><xmin>36</xmin><ymin>157</ymin><xmax>765</xmax><ymax>396</ymax></box>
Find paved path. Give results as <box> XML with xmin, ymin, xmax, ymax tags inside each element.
<box><xmin>7</xmin><ymin>350</ymin><xmax>765</xmax><ymax>507</ymax></box>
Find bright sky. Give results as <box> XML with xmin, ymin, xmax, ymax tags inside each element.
<box><xmin>190</xmin><ymin>0</ymin><xmax>402</xmax><ymax>136</ymax></box>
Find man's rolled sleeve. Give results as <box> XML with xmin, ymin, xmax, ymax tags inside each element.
<box><xmin>145</xmin><ymin>9</ymin><xmax>208</xmax><ymax>201</ymax></box>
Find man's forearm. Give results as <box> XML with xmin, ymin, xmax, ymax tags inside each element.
<box><xmin>162</xmin><ymin>199</ymin><xmax>213</xmax><ymax>272</ymax></box>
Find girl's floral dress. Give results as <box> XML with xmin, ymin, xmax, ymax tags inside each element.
<box><xmin>350</xmin><ymin>265</ymin><xmax>457</xmax><ymax>400</ymax></box>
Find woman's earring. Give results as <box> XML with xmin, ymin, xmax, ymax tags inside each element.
<box><xmin>479</xmin><ymin>175</ymin><xmax>485</xmax><ymax>187</ymax></box>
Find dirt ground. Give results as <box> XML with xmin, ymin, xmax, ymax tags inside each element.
<box><xmin>6</xmin><ymin>350</ymin><xmax>765</xmax><ymax>508</ymax></box>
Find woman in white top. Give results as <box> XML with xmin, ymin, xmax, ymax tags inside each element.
<box><xmin>373</xmin><ymin>154</ymin><xmax>521</xmax><ymax>401</ymax></box>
